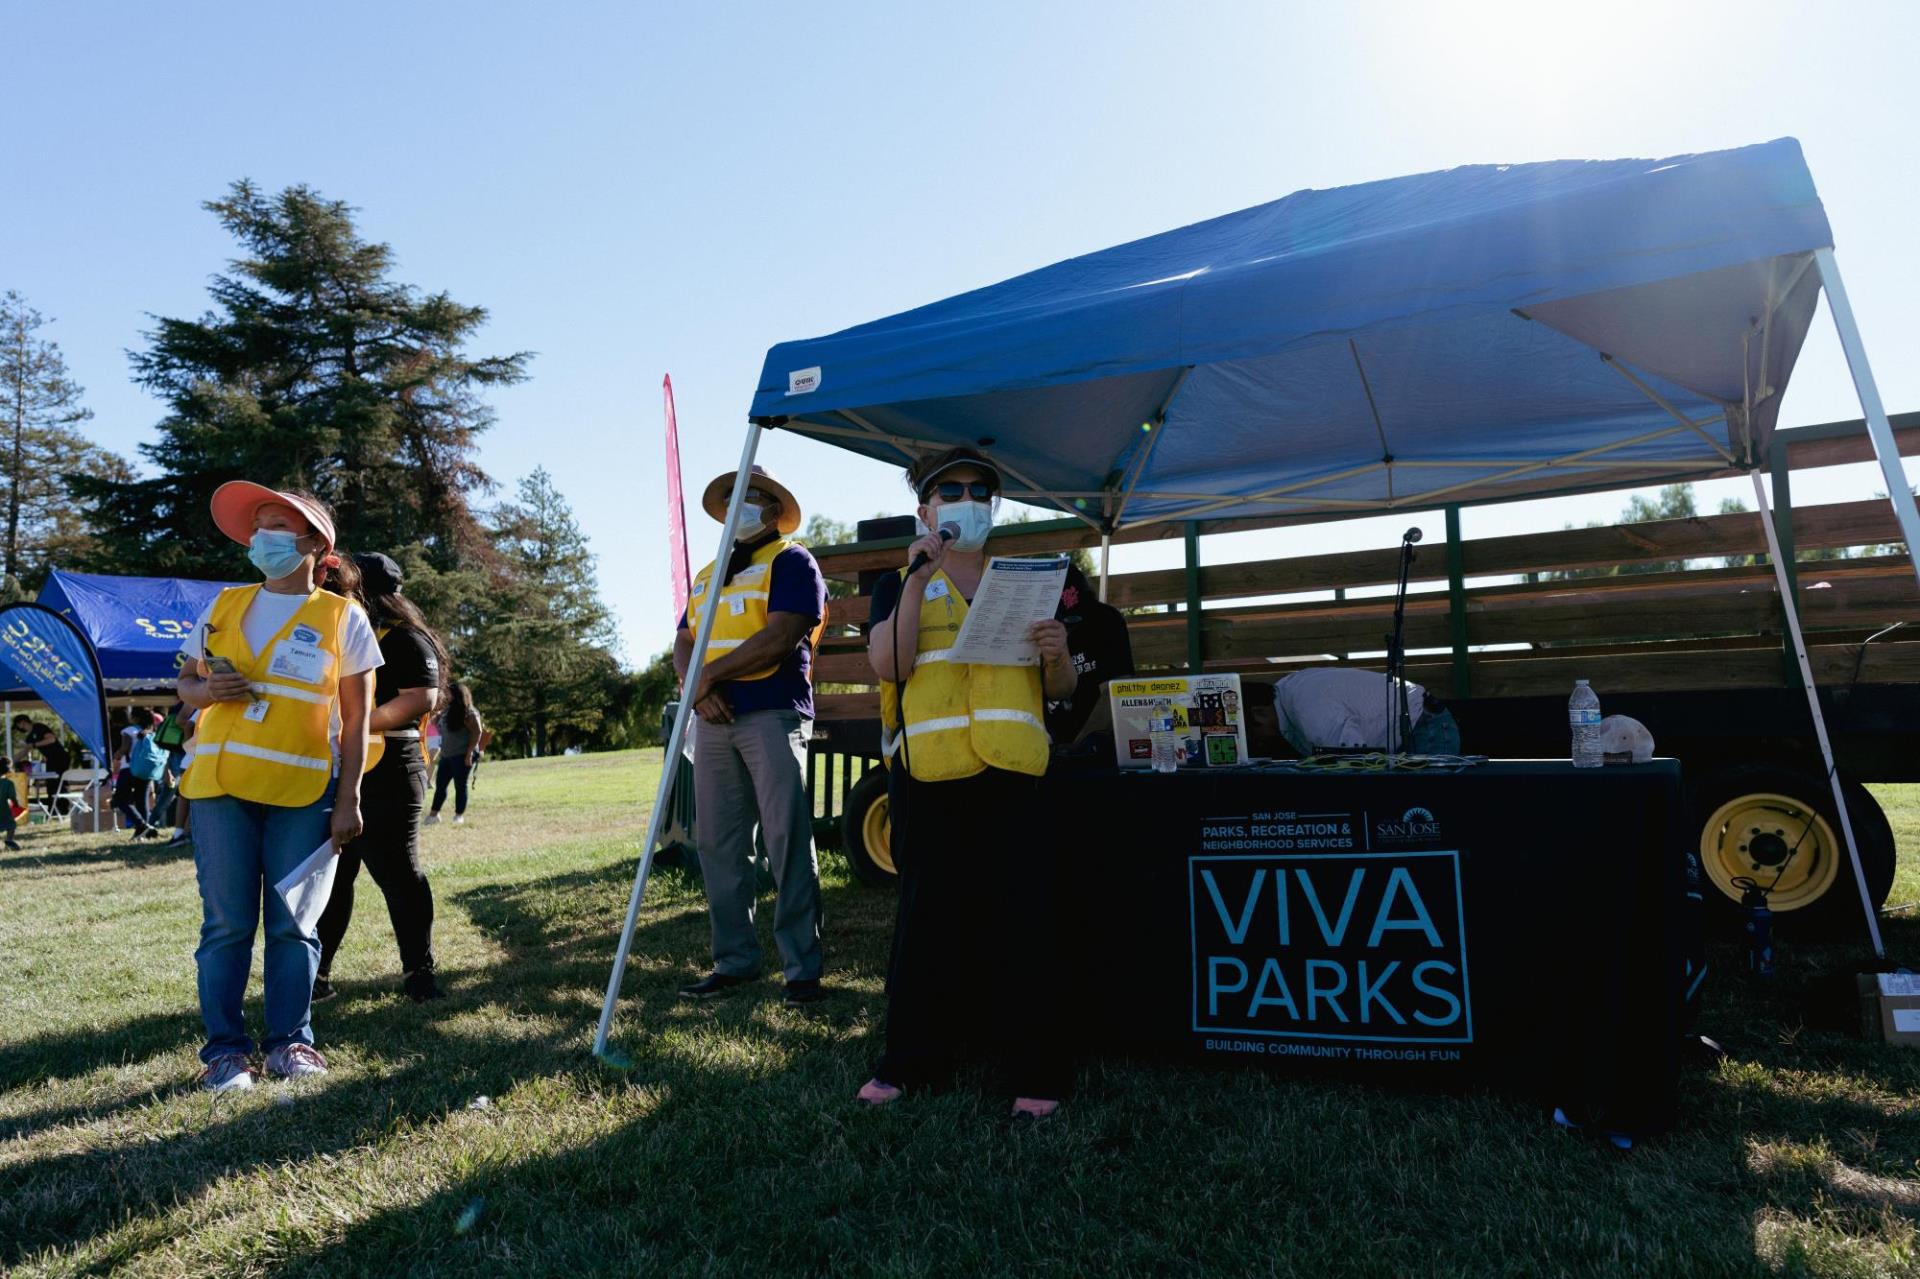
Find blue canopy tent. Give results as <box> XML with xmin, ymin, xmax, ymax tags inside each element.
<box><xmin>597</xmin><ymin>138</ymin><xmax>1920</xmax><ymax>1051</ymax></box>
<box><xmin>37</xmin><ymin>569</ymin><xmax>240</xmax><ymax>689</ymax></box>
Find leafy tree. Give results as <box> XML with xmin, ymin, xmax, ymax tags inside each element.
<box><xmin>464</xmin><ymin>468</ymin><xmax>618</xmax><ymax>756</ymax></box>
<box><xmin>71</xmin><ymin>181</ymin><xmax>529</xmax><ymax>581</ymax></box>
<box><xmin>0</xmin><ymin>291</ymin><xmax>133</xmax><ymax>589</ymax></box>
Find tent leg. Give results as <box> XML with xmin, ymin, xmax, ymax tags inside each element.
<box><xmin>1098</xmin><ymin>534</ymin><xmax>1112</xmax><ymax>603</ymax></box>
<box><xmin>1750</xmin><ymin>469</ymin><xmax>1884</xmax><ymax>956</ymax></box>
<box><xmin>1813</xmin><ymin>249</ymin><xmax>1920</xmax><ymax>590</ymax></box>
<box><xmin>594</xmin><ymin>422</ymin><xmax>765</xmax><ymax>1058</ymax></box>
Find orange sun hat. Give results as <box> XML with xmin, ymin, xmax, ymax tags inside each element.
<box><xmin>209</xmin><ymin>482</ymin><xmax>336</xmax><ymax>551</ymax></box>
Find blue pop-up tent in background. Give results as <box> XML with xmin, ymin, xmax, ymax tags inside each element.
<box><xmin>38</xmin><ymin>569</ymin><xmax>239</xmax><ymax>686</ymax></box>
<box><xmin>0</xmin><ymin>570</ymin><xmax>238</xmax><ymax>781</ymax></box>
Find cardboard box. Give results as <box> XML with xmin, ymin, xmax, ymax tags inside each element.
<box><xmin>1856</xmin><ymin>972</ymin><xmax>1920</xmax><ymax>1045</ymax></box>
<box><xmin>1107</xmin><ymin>674</ymin><xmax>1249</xmax><ymax>770</ymax></box>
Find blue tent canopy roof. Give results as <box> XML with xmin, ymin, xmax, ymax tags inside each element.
<box><xmin>752</xmin><ymin>138</ymin><xmax>1833</xmax><ymax>525</ymax></box>
<box><xmin>38</xmin><ymin>569</ymin><xmax>240</xmax><ymax>688</ymax></box>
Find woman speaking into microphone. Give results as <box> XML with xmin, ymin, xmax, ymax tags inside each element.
<box><xmin>176</xmin><ymin>483</ymin><xmax>381</xmax><ymax>1092</ymax></box>
<box><xmin>859</xmin><ymin>448</ymin><xmax>1076</xmax><ymax>1118</ymax></box>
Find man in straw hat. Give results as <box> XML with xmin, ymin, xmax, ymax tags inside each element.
<box><xmin>674</xmin><ymin>465</ymin><xmax>830</xmax><ymax>1005</ymax></box>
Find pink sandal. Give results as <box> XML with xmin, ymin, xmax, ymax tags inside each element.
<box><xmin>857</xmin><ymin>1078</ymin><xmax>904</xmax><ymax>1106</ymax></box>
<box><xmin>1011</xmin><ymin>1097</ymin><xmax>1060</xmax><ymax>1118</ymax></box>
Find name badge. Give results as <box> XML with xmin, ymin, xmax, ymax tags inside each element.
<box><xmin>924</xmin><ymin>579</ymin><xmax>949</xmax><ymax>601</ymax></box>
<box><xmin>728</xmin><ymin>597</ymin><xmax>747</xmax><ymax>616</ymax></box>
<box><xmin>244</xmin><ymin>699</ymin><xmax>270</xmax><ymax>723</ymax></box>
<box><xmin>267</xmin><ymin>638</ymin><xmax>331</xmax><ymax>685</ymax></box>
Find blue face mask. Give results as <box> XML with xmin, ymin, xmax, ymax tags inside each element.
<box><xmin>248</xmin><ymin>530</ymin><xmax>307</xmax><ymax>580</ymax></box>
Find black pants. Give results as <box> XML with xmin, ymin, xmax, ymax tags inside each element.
<box><xmin>873</xmin><ymin>766</ymin><xmax>1070</xmax><ymax>1099</ymax></box>
<box><xmin>113</xmin><ymin>776</ymin><xmax>155</xmax><ymax>834</ymax></box>
<box><xmin>431</xmin><ymin>756</ymin><xmax>470</xmax><ymax>816</ymax></box>
<box><xmin>318</xmin><ymin>743</ymin><xmax>434</xmax><ymax>977</ymax></box>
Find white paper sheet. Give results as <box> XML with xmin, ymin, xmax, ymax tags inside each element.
<box><xmin>946</xmin><ymin>556</ymin><xmax>1070</xmax><ymax>667</ymax></box>
<box><xmin>275</xmin><ymin>840</ymin><xmax>338</xmax><ymax>935</ymax></box>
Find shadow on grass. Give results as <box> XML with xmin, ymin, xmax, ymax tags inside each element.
<box><xmin>0</xmin><ymin>857</ymin><xmax>893</xmax><ymax>1270</ymax></box>
<box><xmin>0</xmin><ymin>834</ymin><xmax>197</xmax><ymax>873</ymax></box>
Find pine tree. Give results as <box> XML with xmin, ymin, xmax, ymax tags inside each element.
<box><xmin>0</xmin><ymin>291</ymin><xmax>133</xmax><ymax>591</ymax></box>
<box><xmin>70</xmin><ymin>181</ymin><xmax>529</xmax><ymax>580</ymax></box>
<box><xmin>465</xmin><ymin>469</ymin><xmax>619</xmax><ymax>755</ymax></box>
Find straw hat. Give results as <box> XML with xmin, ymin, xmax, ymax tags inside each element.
<box><xmin>701</xmin><ymin>464</ymin><xmax>802</xmax><ymax>534</ymax></box>
<box><xmin>209</xmin><ymin>481</ymin><xmax>336</xmax><ymax>550</ymax></box>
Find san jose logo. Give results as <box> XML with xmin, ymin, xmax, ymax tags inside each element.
<box><xmin>291</xmin><ymin>624</ymin><xmax>320</xmax><ymax>644</ymax></box>
<box><xmin>1190</xmin><ymin>850</ymin><xmax>1472</xmax><ymax>1045</ymax></box>
<box><xmin>1375</xmin><ymin>805</ymin><xmax>1442</xmax><ymax>845</ymax></box>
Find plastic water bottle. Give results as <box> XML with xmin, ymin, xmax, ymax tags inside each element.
<box><xmin>1569</xmin><ymin>679</ymin><xmax>1603</xmax><ymax>768</ymax></box>
<box><xmin>1149</xmin><ymin>699</ymin><xmax>1180</xmax><ymax>773</ymax></box>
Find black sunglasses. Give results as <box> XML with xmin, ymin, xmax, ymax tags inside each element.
<box><xmin>930</xmin><ymin>480</ymin><xmax>996</xmax><ymax>502</ymax></box>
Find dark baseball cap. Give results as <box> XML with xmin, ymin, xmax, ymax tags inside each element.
<box><xmin>354</xmin><ymin>552</ymin><xmax>404</xmax><ymax>596</ymax></box>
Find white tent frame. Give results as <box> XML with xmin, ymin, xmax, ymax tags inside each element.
<box><xmin>596</xmin><ymin>246</ymin><xmax>1920</xmax><ymax>1054</ymax></box>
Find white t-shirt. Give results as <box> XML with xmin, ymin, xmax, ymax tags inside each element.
<box><xmin>1272</xmin><ymin>668</ymin><xmax>1427</xmax><ymax>754</ymax></box>
<box><xmin>179</xmin><ymin>588</ymin><xmax>384</xmax><ymax>767</ymax></box>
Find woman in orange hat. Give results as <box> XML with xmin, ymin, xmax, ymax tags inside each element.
<box><xmin>175</xmin><ymin>482</ymin><xmax>383</xmax><ymax>1092</ymax></box>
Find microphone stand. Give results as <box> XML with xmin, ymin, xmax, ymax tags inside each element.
<box><xmin>1384</xmin><ymin>533</ymin><xmax>1417</xmax><ymax>762</ymax></box>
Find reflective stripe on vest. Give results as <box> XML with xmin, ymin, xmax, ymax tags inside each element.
<box><xmin>180</xmin><ymin>585</ymin><xmax>349</xmax><ymax>807</ymax></box>
<box><xmin>687</xmin><ymin>539</ymin><xmax>795</xmax><ymax>681</ymax></box>
<box><xmin>878</xmin><ymin>567</ymin><xmax>1049</xmax><ymax>782</ymax></box>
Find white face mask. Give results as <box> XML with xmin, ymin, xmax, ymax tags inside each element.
<box><xmin>934</xmin><ymin>500</ymin><xmax>994</xmax><ymax>551</ymax></box>
<box><xmin>736</xmin><ymin>502</ymin><xmax>772</xmax><ymax>537</ymax></box>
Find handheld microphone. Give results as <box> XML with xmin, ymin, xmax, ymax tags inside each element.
<box><xmin>908</xmin><ymin>523</ymin><xmax>960</xmax><ymax>575</ymax></box>
<box><xmin>1403</xmin><ymin>527</ymin><xmax>1423</xmax><ymax>544</ymax></box>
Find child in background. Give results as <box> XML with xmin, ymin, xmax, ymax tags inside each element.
<box><xmin>0</xmin><ymin>759</ymin><xmax>22</xmax><ymax>850</ymax></box>
<box><xmin>112</xmin><ymin>750</ymin><xmax>161</xmax><ymax>839</ymax></box>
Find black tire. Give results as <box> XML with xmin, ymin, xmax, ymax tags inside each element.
<box><xmin>1690</xmin><ymin>762</ymin><xmax>1894</xmax><ymax>939</ymax></box>
<box><xmin>840</xmin><ymin>766</ymin><xmax>897</xmax><ymax>889</ymax></box>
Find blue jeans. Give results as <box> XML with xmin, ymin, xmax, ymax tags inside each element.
<box><xmin>191</xmin><ymin>781</ymin><xmax>335</xmax><ymax>1063</ymax></box>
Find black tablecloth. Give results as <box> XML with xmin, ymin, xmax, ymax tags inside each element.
<box><xmin>1052</xmin><ymin>759</ymin><xmax>1691</xmax><ymax>1133</ymax></box>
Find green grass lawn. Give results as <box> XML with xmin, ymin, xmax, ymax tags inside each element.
<box><xmin>7</xmin><ymin>755</ymin><xmax>1920</xmax><ymax>1277</ymax></box>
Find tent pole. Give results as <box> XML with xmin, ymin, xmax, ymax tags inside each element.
<box><xmin>594</xmin><ymin>422</ymin><xmax>765</xmax><ymax>1058</ymax></box>
<box><xmin>1098</xmin><ymin>534</ymin><xmax>1112</xmax><ymax>603</ymax></box>
<box><xmin>1750</xmin><ymin>469</ymin><xmax>1884</xmax><ymax>956</ymax></box>
<box><xmin>1813</xmin><ymin>249</ymin><xmax>1920</xmax><ymax>591</ymax></box>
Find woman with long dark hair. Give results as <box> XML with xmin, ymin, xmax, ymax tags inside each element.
<box><xmin>177</xmin><ymin>483</ymin><xmax>377</xmax><ymax>1091</ymax></box>
<box><xmin>426</xmin><ymin>681</ymin><xmax>481</xmax><ymax>826</ymax></box>
<box><xmin>315</xmin><ymin>553</ymin><xmax>450</xmax><ymax>1004</ymax></box>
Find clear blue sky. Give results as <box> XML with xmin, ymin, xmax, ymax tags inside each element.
<box><xmin>7</xmin><ymin>0</ymin><xmax>1917</xmax><ymax>660</ymax></box>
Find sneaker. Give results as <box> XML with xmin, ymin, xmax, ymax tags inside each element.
<box><xmin>404</xmin><ymin>969</ymin><xmax>446</xmax><ymax>1003</ymax></box>
<box><xmin>452</xmin><ymin>814</ymin><xmax>465</xmax><ymax>826</ymax></box>
<box><xmin>311</xmin><ymin>976</ymin><xmax>338</xmax><ymax>1003</ymax></box>
<box><xmin>264</xmin><ymin>1043</ymin><xmax>328</xmax><ymax>1080</ymax></box>
<box><xmin>424</xmin><ymin>813</ymin><xmax>441</xmax><ymax>826</ymax></box>
<box><xmin>4</xmin><ymin>838</ymin><xmax>18</xmax><ymax>851</ymax></box>
<box><xmin>783</xmin><ymin>979</ymin><xmax>828</xmax><ymax>1006</ymax></box>
<box><xmin>167</xmin><ymin>830</ymin><xmax>191</xmax><ymax>847</ymax></box>
<box><xmin>677</xmin><ymin>972</ymin><xmax>753</xmax><ymax>999</ymax></box>
<box><xmin>200</xmin><ymin>1053</ymin><xmax>256</xmax><ymax>1093</ymax></box>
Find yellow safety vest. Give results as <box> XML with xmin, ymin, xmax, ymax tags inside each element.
<box><xmin>181</xmin><ymin>586</ymin><xmax>350</xmax><ymax>808</ymax></box>
<box><xmin>687</xmin><ymin>537</ymin><xmax>800</xmax><ymax>682</ymax></box>
<box><xmin>878</xmin><ymin>568</ymin><xmax>1050</xmax><ymax>782</ymax></box>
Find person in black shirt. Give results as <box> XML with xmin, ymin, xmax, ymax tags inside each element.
<box><xmin>12</xmin><ymin>717</ymin><xmax>70</xmax><ymax>803</ymax></box>
<box><xmin>1045</xmin><ymin>564</ymin><xmax>1136</xmax><ymax>742</ymax></box>
<box><xmin>315</xmin><ymin>553</ymin><xmax>450</xmax><ymax>1004</ymax></box>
